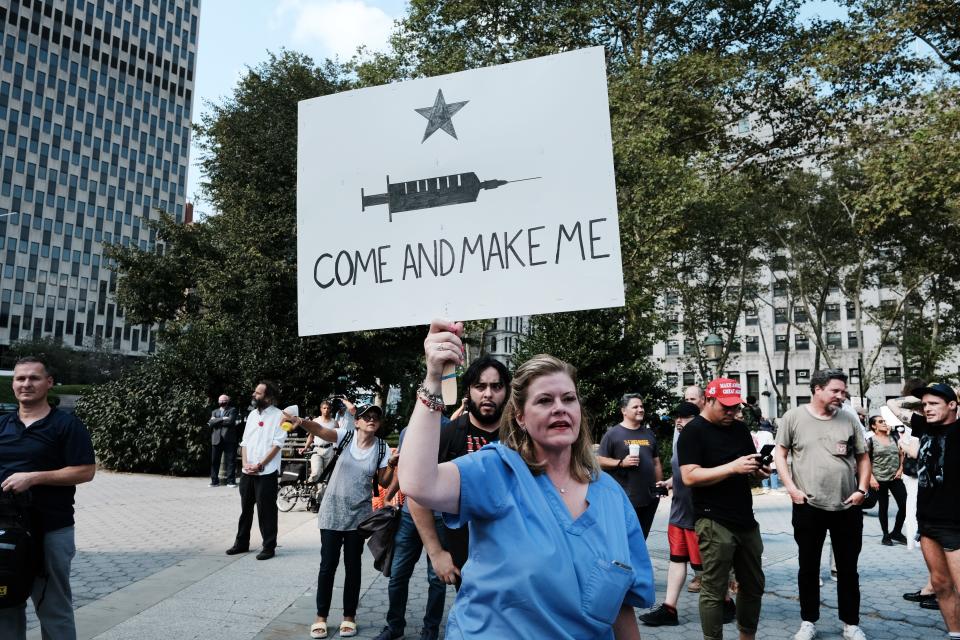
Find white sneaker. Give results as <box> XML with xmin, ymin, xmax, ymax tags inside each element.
<box><xmin>794</xmin><ymin>621</ymin><xmax>817</xmax><ymax>640</ymax></box>
<box><xmin>842</xmin><ymin>624</ymin><xmax>866</xmax><ymax>640</ymax></box>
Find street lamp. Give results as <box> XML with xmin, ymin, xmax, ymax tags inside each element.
<box><xmin>703</xmin><ymin>333</ymin><xmax>724</xmax><ymax>378</ymax></box>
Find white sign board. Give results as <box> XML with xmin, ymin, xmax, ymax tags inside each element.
<box><xmin>297</xmin><ymin>46</ymin><xmax>624</xmax><ymax>336</ymax></box>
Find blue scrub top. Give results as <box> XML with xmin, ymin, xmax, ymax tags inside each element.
<box><xmin>443</xmin><ymin>443</ymin><xmax>655</xmax><ymax>639</ymax></box>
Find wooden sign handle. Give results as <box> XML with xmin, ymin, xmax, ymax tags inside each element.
<box><xmin>441</xmin><ymin>362</ymin><xmax>459</xmax><ymax>406</ymax></box>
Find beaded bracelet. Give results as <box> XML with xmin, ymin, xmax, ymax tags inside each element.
<box><xmin>416</xmin><ymin>384</ymin><xmax>445</xmax><ymax>412</ymax></box>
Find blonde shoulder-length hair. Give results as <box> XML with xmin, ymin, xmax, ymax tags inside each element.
<box><xmin>500</xmin><ymin>354</ymin><xmax>600</xmax><ymax>484</ymax></box>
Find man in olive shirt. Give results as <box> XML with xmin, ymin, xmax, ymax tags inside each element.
<box><xmin>775</xmin><ymin>369</ymin><xmax>871</xmax><ymax>640</ymax></box>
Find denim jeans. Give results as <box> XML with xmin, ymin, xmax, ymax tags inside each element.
<box><xmin>386</xmin><ymin>510</ymin><xmax>448</xmax><ymax>637</ymax></box>
<box><xmin>762</xmin><ymin>471</ymin><xmax>780</xmax><ymax>490</ymax></box>
<box><xmin>0</xmin><ymin>525</ymin><xmax>77</xmax><ymax>640</ymax></box>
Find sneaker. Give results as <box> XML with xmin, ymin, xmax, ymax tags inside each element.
<box><xmin>842</xmin><ymin>624</ymin><xmax>866</xmax><ymax>640</ymax></box>
<box><xmin>722</xmin><ymin>599</ymin><xmax>736</xmax><ymax>624</ymax></box>
<box><xmin>881</xmin><ymin>536</ymin><xmax>893</xmax><ymax>546</ymax></box>
<box><xmin>687</xmin><ymin>575</ymin><xmax>702</xmax><ymax>593</ymax></box>
<box><xmin>794</xmin><ymin>621</ymin><xmax>817</xmax><ymax>640</ymax></box>
<box><xmin>226</xmin><ymin>481</ymin><xmax>237</xmax><ymax>488</ymax></box>
<box><xmin>903</xmin><ymin>590</ymin><xmax>936</xmax><ymax>602</ymax></box>
<box><xmin>890</xmin><ymin>533</ymin><xmax>908</xmax><ymax>545</ymax></box>
<box><xmin>639</xmin><ymin>603</ymin><xmax>679</xmax><ymax>626</ymax></box>
<box><xmin>372</xmin><ymin>627</ymin><xmax>402</xmax><ymax>640</ymax></box>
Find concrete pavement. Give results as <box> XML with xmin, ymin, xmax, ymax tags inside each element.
<box><xmin>25</xmin><ymin>472</ymin><xmax>944</xmax><ymax>639</ymax></box>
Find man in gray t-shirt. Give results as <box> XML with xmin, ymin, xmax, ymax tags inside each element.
<box><xmin>597</xmin><ymin>393</ymin><xmax>664</xmax><ymax>537</ymax></box>
<box><xmin>774</xmin><ymin>369</ymin><xmax>871</xmax><ymax>640</ymax></box>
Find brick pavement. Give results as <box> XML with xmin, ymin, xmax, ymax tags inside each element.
<box><xmin>24</xmin><ymin>471</ymin><xmax>948</xmax><ymax>639</ymax></box>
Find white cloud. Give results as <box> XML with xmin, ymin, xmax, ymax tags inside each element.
<box><xmin>279</xmin><ymin>0</ymin><xmax>395</xmax><ymax>60</ymax></box>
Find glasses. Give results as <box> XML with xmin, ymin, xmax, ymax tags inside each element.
<box><xmin>359</xmin><ymin>414</ymin><xmax>382</xmax><ymax>422</ymax></box>
<box><xmin>471</xmin><ymin>382</ymin><xmax>504</xmax><ymax>393</ymax></box>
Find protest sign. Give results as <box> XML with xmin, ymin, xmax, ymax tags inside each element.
<box><xmin>297</xmin><ymin>46</ymin><xmax>624</xmax><ymax>335</ymax></box>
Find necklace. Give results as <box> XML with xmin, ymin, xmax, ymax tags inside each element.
<box><xmin>550</xmin><ymin>477</ymin><xmax>572</xmax><ymax>494</ymax></box>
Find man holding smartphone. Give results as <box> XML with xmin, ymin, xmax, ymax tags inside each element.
<box><xmin>775</xmin><ymin>369</ymin><xmax>871</xmax><ymax>640</ymax></box>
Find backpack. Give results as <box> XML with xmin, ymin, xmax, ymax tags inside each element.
<box><xmin>0</xmin><ymin>496</ymin><xmax>38</xmax><ymax>609</ymax></box>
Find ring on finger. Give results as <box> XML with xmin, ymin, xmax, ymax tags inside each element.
<box><xmin>436</xmin><ymin>344</ymin><xmax>446</xmax><ymax>351</ymax></box>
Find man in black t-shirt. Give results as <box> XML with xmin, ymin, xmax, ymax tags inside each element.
<box><xmin>597</xmin><ymin>393</ymin><xmax>664</xmax><ymax>537</ymax></box>
<box><xmin>0</xmin><ymin>357</ymin><xmax>96</xmax><ymax>640</ymax></box>
<box><xmin>899</xmin><ymin>383</ymin><xmax>960</xmax><ymax>635</ymax></box>
<box><xmin>677</xmin><ymin>378</ymin><xmax>770</xmax><ymax>640</ymax></box>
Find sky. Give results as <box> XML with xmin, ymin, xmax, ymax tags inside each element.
<box><xmin>188</xmin><ymin>0</ymin><xmax>408</xmax><ymax>216</ymax></box>
<box><xmin>187</xmin><ymin>1</ymin><xmax>848</xmax><ymax>217</ymax></box>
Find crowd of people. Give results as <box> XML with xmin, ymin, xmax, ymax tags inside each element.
<box><xmin>1</xmin><ymin>326</ymin><xmax>959</xmax><ymax>640</ymax></box>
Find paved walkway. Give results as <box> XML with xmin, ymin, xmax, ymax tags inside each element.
<box><xmin>25</xmin><ymin>472</ymin><xmax>944</xmax><ymax>639</ymax></box>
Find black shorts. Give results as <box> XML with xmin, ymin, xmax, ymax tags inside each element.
<box><xmin>918</xmin><ymin>520</ymin><xmax>960</xmax><ymax>552</ymax></box>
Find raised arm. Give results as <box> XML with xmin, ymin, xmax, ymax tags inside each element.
<box><xmin>398</xmin><ymin>319</ymin><xmax>464</xmax><ymax>515</ymax></box>
<box><xmin>290</xmin><ymin>412</ymin><xmax>339</xmax><ymax>443</ymax></box>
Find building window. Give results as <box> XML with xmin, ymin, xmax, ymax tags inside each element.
<box><xmin>825</xmin><ymin>303</ymin><xmax>841</xmax><ymax>321</ymax></box>
<box><xmin>745</xmin><ymin>309</ymin><xmax>758</xmax><ymax>326</ymax></box>
<box><xmin>684</xmin><ymin>338</ymin><xmax>696</xmax><ymax>355</ymax></box>
<box><xmin>737</xmin><ymin>116</ymin><xmax>751</xmax><ymax>133</ymax></box>
<box><xmin>795</xmin><ymin>334</ymin><xmax>810</xmax><ymax>350</ymax></box>
<box><xmin>666</xmin><ymin>373</ymin><xmax>679</xmax><ymax>388</ymax></box>
<box><xmin>846</xmin><ymin>300</ymin><xmax>856</xmax><ymax>319</ymax></box>
<box><xmin>796</xmin><ymin>369</ymin><xmax>810</xmax><ymax>385</ymax></box>
<box><xmin>849</xmin><ymin>368</ymin><xmax>861</xmax><ymax>383</ymax></box>
<box><xmin>775</xmin><ymin>334</ymin><xmax>788</xmax><ymax>351</ymax></box>
<box><xmin>745</xmin><ymin>336</ymin><xmax>759</xmax><ymax>352</ymax></box>
<box><xmin>794</xmin><ymin>307</ymin><xmax>808</xmax><ymax>322</ymax></box>
<box><xmin>665</xmin><ymin>292</ymin><xmax>679</xmax><ymax>306</ymax></box>
<box><xmin>682</xmin><ymin>371</ymin><xmax>696</xmax><ymax>386</ymax></box>
<box><xmin>826</xmin><ymin>332</ymin><xmax>842</xmax><ymax>348</ymax></box>
<box><xmin>666</xmin><ymin>340</ymin><xmax>680</xmax><ymax>356</ymax></box>
<box><xmin>773</xmin><ymin>280</ymin><xmax>788</xmax><ymax>298</ymax></box>
<box><xmin>728</xmin><ymin>339</ymin><xmax>741</xmax><ymax>353</ymax></box>
<box><xmin>847</xmin><ymin>331</ymin><xmax>859</xmax><ymax>349</ymax></box>
<box><xmin>726</xmin><ymin>371</ymin><xmax>741</xmax><ymax>383</ymax></box>
<box><xmin>796</xmin><ymin>396</ymin><xmax>811</xmax><ymax>406</ymax></box>
<box><xmin>775</xmin><ymin>369</ymin><xmax>787</xmax><ymax>384</ymax></box>
<box><xmin>489</xmin><ymin>336</ymin><xmax>497</xmax><ymax>352</ymax></box>
<box><xmin>774</xmin><ymin>307</ymin><xmax>788</xmax><ymax>324</ymax></box>
<box><xmin>884</xmin><ymin>367</ymin><xmax>902</xmax><ymax>384</ymax></box>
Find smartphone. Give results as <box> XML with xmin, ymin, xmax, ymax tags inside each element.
<box><xmin>757</xmin><ymin>444</ymin><xmax>775</xmax><ymax>466</ymax></box>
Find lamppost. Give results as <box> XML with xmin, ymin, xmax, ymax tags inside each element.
<box><xmin>703</xmin><ymin>333</ymin><xmax>724</xmax><ymax>379</ymax></box>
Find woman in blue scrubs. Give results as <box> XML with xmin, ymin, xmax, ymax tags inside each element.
<box><xmin>400</xmin><ymin>319</ymin><xmax>655</xmax><ymax>639</ymax></box>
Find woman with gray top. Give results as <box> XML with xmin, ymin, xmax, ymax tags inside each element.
<box><xmin>287</xmin><ymin>404</ymin><xmax>394</xmax><ymax>639</ymax></box>
<box><xmin>867</xmin><ymin>415</ymin><xmax>908</xmax><ymax>545</ymax></box>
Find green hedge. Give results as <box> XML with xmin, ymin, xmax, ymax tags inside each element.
<box><xmin>75</xmin><ymin>360</ymin><xmax>210</xmax><ymax>476</ymax></box>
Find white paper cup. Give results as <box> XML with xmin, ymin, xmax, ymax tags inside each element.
<box><xmin>628</xmin><ymin>444</ymin><xmax>641</xmax><ymax>457</ymax></box>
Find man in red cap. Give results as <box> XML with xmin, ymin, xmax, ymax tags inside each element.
<box><xmin>678</xmin><ymin>377</ymin><xmax>770</xmax><ymax>640</ymax></box>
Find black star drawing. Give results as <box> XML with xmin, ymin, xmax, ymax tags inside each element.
<box><xmin>415</xmin><ymin>89</ymin><xmax>469</xmax><ymax>143</ymax></box>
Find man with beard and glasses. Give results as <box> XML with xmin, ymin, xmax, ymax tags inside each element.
<box><xmin>775</xmin><ymin>369</ymin><xmax>870</xmax><ymax>640</ymax></box>
<box><xmin>226</xmin><ymin>380</ymin><xmax>287</xmax><ymax>560</ymax></box>
<box><xmin>889</xmin><ymin>383</ymin><xmax>960</xmax><ymax>638</ymax></box>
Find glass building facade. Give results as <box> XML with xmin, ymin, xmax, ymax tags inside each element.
<box><xmin>0</xmin><ymin>0</ymin><xmax>199</xmax><ymax>357</ymax></box>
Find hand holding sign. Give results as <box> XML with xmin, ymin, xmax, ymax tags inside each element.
<box><xmin>423</xmin><ymin>319</ymin><xmax>464</xmax><ymax>401</ymax></box>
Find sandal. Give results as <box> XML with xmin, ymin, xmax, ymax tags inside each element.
<box><xmin>339</xmin><ymin>620</ymin><xmax>357</xmax><ymax>637</ymax></box>
<box><xmin>309</xmin><ymin>621</ymin><xmax>328</xmax><ymax>639</ymax></box>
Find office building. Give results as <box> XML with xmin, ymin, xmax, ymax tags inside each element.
<box><xmin>0</xmin><ymin>0</ymin><xmax>200</xmax><ymax>357</ymax></box>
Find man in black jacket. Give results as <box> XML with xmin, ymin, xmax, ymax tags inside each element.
<box><xmin>208</xmin><ymin>394</ymin><xmax>239</xmax><ymax>487</ymax></box>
